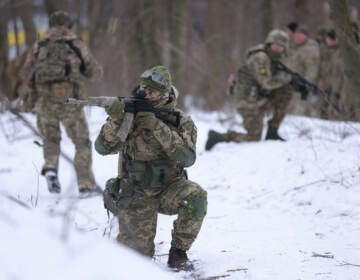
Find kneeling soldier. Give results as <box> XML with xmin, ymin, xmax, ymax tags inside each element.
<box><xmin>95</xmin><ymin>65</ymin><xmax>207</xmax><ymax>271</ymax></box>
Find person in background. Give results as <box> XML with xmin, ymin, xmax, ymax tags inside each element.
<box><xmin>286</xmin><ymin>25</ymin><xmax>320</xmax><ymax>117</ymax></box>
<box><xmin>285</xmin><ymin>21</ymin><xmax>298</xmax><ymax>51</ymax></box>
<box><xmin>206</xmin><ymin>29</ymin><xmax>305</xmax><ymax>150</ymax></box>
<box><xmin>20</xmin><ymin>11</ymin><xmax>103</xmax><ymax>196</ymax></box>
<box><xmin>317</xmin><ymin>29</ymin><xmax>344</xmax><ymax>119</ymax></box>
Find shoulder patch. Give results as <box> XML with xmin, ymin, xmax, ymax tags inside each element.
<box><xmin>258</xmin><ymin>66</ymin><xmax>267</xmax><ymax>75</ymax></box>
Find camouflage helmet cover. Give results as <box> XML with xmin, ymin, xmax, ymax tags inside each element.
<box><xmin>140</xmin><ymin>65</ymin><xmax>172</xmax><ymax>93</ymax></box>
<box><xmin>49</xmin><ymin>11</ymin><xmax>72</xmax><ymax>28</ymax></box>
<box><xmin>317</xmin><ymin>25</ymin><xmax>331</xmax><ymax>37</ymax></box>
<box><xmin>265</xmin><ymin>29</ymin><xmax>289</xmax><ymax>50</ymax></box>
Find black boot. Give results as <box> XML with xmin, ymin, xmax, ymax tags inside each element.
<box><xmin>205</xmin><ymin>130</ymin><xmax>225</xmax><ymax>151</ymax></box>
<box><xmin>167</xmin><ymin>247</ymin><xmax>194</xmax><ymax>271</ymax></box>
<box><xmin>265</xmin><ymin>126</ymin><xmax>285</xmax><ymax>141</ymax></box>
<box><xmin>44</xmin><ymin>169</ymin><xmax>61</xmax><ymax>193</ymax></box>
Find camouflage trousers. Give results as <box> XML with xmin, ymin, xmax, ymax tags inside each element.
<box><xmin>227</xmin><ymin>88</ymin><xmax>293</xmax><ymax>142</ymax></box>
<box><xmin>34</xmin><ymin>89</ymin><xmax>95</xmax><ymax>189</ymax></box>
<box><xmin>116</xmin><ymin>177</ymin><xmax>207</xmax><ymax>256</ymax></box>
<box><xmin>286</xmin><ymin>91</ymin><xmax>318</xmax><ymax>117</ymax></box>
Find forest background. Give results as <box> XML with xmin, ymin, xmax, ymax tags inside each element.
<box><xmin>1</xmin><ymin>0</ymin><xmax>360</xmax><ymax>114</ymax></box>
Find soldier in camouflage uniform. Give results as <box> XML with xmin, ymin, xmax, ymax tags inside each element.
<box><xmin>285</xmin><ymin>21</ymin><xmax>298</xmax><ymax>51</ymax></box>
<box><xmin>286</xmin><ymin>25</ymin><xmax>320</xmax><ymax>116</ymax></box>
<box><xmin>317</xmin><ymin>29</ymin><xmax>344</xmax><ymax>119</ymax></box>
<box><xmin>95</xmin><ymin>66</ymin><xmax>207</xmax><ymax>270</ymax></box>
<box><xmin>21</xmin><ymin>11</ymin><xmax>103</xmax><ymax>195</ymax></box>
<box><xmin>206</xmin><ymin>29</ymin><xmax>302</xmax><ymax>150</ymax></box>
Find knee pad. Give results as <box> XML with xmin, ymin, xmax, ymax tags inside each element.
<box><xmin>184</xmin><ymin>191</ymin><xmax>207</xmax><ymax>220</ymax></box>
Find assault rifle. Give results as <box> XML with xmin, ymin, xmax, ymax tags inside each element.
<box><xmin>65</xmin><ymin>91</ymin><xmax>181</xmax><ymax>142</ymax></box>
<box><xmin>273</xmin><ymin>60</ymin><xmax>341</xmax><ymax>113</ymax></box>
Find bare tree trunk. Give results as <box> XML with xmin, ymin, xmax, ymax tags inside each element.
<box><xmin>328</xmin><ymin>0</ymin><xmax>360</xmax><ymax>120</ymax></box>
<box><xmin>17</xmin><ymin>0</ymin><xmax>36</xmax><ymax>47</ymax></box>
<box><xmin>125</xmin><ymin>0</ymin><xmax>162</xmax><ymax>86</ymax></box>
<box><xmin>294</xmin><ymin>0</ymin><xmax>308</xmax><ymax>21</ymax></box>
<box><xmin>10</xmin><ymin>1</ymin><xmax>20</xmax><ymax>56</ymax></box>
<box><xmin>261</xmin><ymin>0</ymin><xmax>273</xmax><ymax>39</ymax></box>
<box><xmin>168</xmin><ymin>0</ymin><xmax>184</xmax><ymax>81</ymax></box>
<box><xmin>0</xmin><ymin>17</ymin><xmax>11</xmax><ymax>98</ymax></box>
<box><xmin>88</xmin><ymin>0</ymin><xmax>114</xmax><ymax>48</ymax></box>
<box><xmin>43</xmin><ymin>0</ymin><xmax>60</xmax><ymax>15</ymax></box>
<box><xmin>205</xmin><ymin>0</ymin><xmax>226</xmax><ymax>109</ymax></box>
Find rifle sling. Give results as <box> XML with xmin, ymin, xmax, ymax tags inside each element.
<box><xmin>66</xmin><ymin>40</ymin><xmax>86</xmax><ymax>73</ymax></box>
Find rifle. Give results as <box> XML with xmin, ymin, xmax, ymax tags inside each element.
<box><xmin>65</xmin><ymin>92</ymin><xmax>181</xmax><ymax>142</ymax></box>
<box><xmin>273</xmin><ymin>60</ymin><xmax>342</xmax><ymax>113</ymax></box>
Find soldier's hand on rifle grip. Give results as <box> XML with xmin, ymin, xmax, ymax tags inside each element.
<box><xmin>105</xmin><ymin>101</ymin><xmax>125</xmax><ymax>122</ymax></box>
<box><xmin>298</xmin><ymin>85</ymin><xmax>309</xmax><ymax>100</ymax></box>
<box><xmin>290</xmin><ymin>79</ymin><xmax>309</xmax><ymax>100</ymax></box>
<box><xmin>123</xmin><ymin>99</ymin><xmax>152</xmax><ymax>114</ymax></box>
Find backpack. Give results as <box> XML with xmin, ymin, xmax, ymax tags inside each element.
<box><xmin>34</xmin><ymin>39</ymin><xmax>83</xmax><ymax>84</ymax></box>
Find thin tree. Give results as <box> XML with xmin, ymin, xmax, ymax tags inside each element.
<box><xmin>328</xmin><ymin>0</ymin><xmax>360</xmax><ymax>120</ymax></box>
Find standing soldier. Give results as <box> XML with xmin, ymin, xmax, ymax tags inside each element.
<box><xmin>285</xmin><ymin>21</ymin><xmax>298</xmax><ymax>51</ymax></box>
<box><xmin>352</xmin><ymin>22</ymin><xmax>360</xmax><ymax>44</ymax></box>
<box><xmin>317</xmin><ymin>29</ymin><xmax>344</xmax><ymax>119</ymax></box>
<box><xmin>20</xmin><ymin>11</ymin><xmax>103</xmax><ymax>195</ymax></box>
<box><xmin>206</xmin><ymin>30</ymin><xmax>306</xmax><ymax>150</ymax></box>
<box><xmin>286</xmin><ymin>25</ymin><xmax>320</xmax><ymax>116</ymax></box>
<box><xmin>95</xmin><ymin>66</ymin><xmax>207</xmax><ymax>271</ymax></box>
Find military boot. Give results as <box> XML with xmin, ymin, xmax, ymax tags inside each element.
<box><xmin>265</xmin><ymin>126</ymin><xmax>285</xmax><ymax>141</ymax></box>
<box><xmin>167</xmin><ymin>247</ymin><xmax>194</xmax><ymax>271</ymax></box>
<box><xmin>44</xmin><ymin>169</ymin><xmax>61</xmax><ymax>193</ymax></box>
<box><xmin>205</xmin><ymin>130</ymin><xmax>226</xmax><ymax>151</ymax></box>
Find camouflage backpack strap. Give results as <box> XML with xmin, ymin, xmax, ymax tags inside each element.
<box><xmin>65</xmin><ymin>40</ymin><xmax>86</xmax><ymax>74</ymax></box>
<box><xmin>246</xmin><ymin>44</ymin><xmax>267</xmax><ymax>58</ymax></box>
<box><xmin>37</xmin><ymin>38</ymin><xmax>49</xmax><ymax>51</ymax></box>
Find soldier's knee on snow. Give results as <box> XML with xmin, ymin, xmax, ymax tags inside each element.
<box><xmin>184</xmin><ymin>190</ymin><xmax>207</xmax><ymax>220</ymax></box>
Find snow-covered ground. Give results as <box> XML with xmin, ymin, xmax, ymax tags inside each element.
<box><xmin>0</xmin><ymin>107</ymin><xmax>359</xmax><ymax>280</ymax></box>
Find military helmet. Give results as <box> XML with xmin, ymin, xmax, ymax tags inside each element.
<box><xmin>265</xmin><ymin>29</ymin><xmax>289</xmax><ymax>50</ymax></box>
<box><xmin>317</xmin><ymin>25</ymin><xmax>330</xmax><ymax>37</ymax></box>
<box><xmin>49</xmin><ymin>11</ymin><xmax>72</xmax><ymax>28</ymax></box>
<box><xmin>140</xmin><ymin>65</ymin><xmax>172</xmax><ymax>93</ymax></box>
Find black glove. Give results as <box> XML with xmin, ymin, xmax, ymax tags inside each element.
<box><xmin>123</xmin><ymin>98</ymin><xmax>153</xmax><ymax>114</ymax></box>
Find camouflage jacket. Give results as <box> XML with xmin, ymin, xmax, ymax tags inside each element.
<box><xmin>95</xmin><ymin>87</ymin><xmax>197</xmax><ymax>187</ymax></box>
<box><xmin>317</xmin><ymin>44</ymin><xmax>344</xmax><ymax>95</ymax></box>
<box><xmin>21</xmin><ymin>26</ymin><xmax>103</xmax><ymax>87</ymax></box>
<box><xmin>287</xmin><ymin>38</ymin><xmax>320</xmax><ymax>83</ymax></box>
<box><xmin>246</xmin><ymin>44</ymin><xmax>292</xmax><ymax>91</ymax></box>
